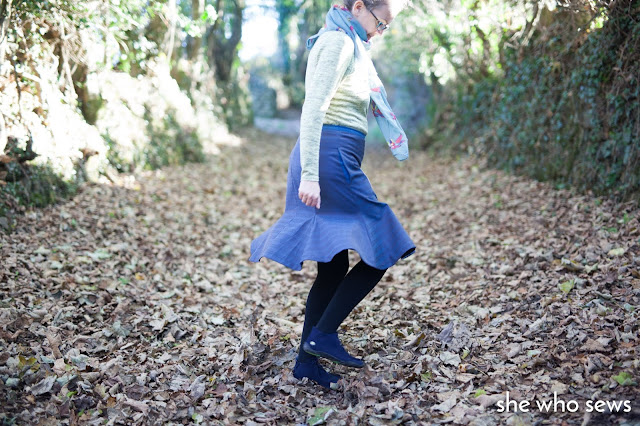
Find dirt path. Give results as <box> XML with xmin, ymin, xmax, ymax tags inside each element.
<box><xmin>1</xmin><ymin>127</ymin><xmax>639</xmax><ymax>424</ymax></box>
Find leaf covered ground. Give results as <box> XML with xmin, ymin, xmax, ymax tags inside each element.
<box><xmin>1</xmin><ymin>128</ymin><xmax>639</xmax><ymax>425</ymax></box>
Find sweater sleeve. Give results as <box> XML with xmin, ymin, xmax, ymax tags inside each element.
<box><xmin>299</xmin><ymin>31</ymin><xmax>355</xmax><ymax>182</ymax></box>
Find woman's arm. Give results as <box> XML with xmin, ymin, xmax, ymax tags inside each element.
<box><xmin>299</xmin><ymin>31</ymin><xmax>354</xmax><ymax>183</ymax></box>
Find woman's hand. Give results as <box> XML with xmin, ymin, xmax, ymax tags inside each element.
<box><xmin>299</xmin><ymin>180</ymin><xmax>321</xmax><ymax>209</ymax></box>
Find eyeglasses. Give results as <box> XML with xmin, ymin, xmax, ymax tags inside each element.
<box><xmin>368</xmin><ymin>8</ymin><xmax>389</xmax><ymax>32</ymax></box>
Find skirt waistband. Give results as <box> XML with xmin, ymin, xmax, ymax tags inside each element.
<box><xmin>321</xmin><ymin>124</ymin><xmax>366</xmax><ymax>139</ymax></box>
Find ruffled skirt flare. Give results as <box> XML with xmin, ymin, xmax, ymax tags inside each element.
<box><xmin>249</xmin><ymin>124</ymin><xmax>415</xmax><ymax>271</ymax></box>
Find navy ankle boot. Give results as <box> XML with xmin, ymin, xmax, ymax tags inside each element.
<box><xmin>293</xmin><ymin>357</ymin><xmax>341</xmax><ymax>389</ymax></box>
<box><xmin>302</xmin><ymin>326</ymin><xmax>365</xmax><ymax>368</ymax></box>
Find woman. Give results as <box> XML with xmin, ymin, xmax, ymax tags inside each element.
<box><xmin>249</xmin><ymin>0</ymin><xmax>415</xmax><ymax>389</ymax></box>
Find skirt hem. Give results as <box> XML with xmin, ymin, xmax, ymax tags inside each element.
<box><xmin>249</xmin><ymin>243</ymin><xmax>416</xmax><ymax>272</ymax></box>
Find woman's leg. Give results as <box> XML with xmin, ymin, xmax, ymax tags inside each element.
<box><xmin>297</xmin><ymin>249</ymin><xmax>349</xmax><ymax>361</ymax></box>
<box><xmin>315</xmin><ymin>259</ymin><xmax>387</xmax><ymax>334</ymax></box>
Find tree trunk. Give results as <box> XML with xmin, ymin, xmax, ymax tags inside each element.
<box><xmin>0</xmin><ymin>112</ymin><xmax>6</xmax><ymax>154</ymax></box>
<box><xmin>206</xmin><ymin>0</ymin><xmax>244</xmax><ymax>84</ymax></box>
<box><xmin>0</xmin><ymin>0</ymin><xmax>11</xmax><ymax>34</ymax></box>
<box><xmin>0</xmin><ymin>0</ymin><xmax>13</xmax><ymax>76</ymax></box>
<box><xmin>165</xmin><ymin>0</ymin><xmax>178</xmax><ymax>62</ymax></box>
<box><xmin>204</xmin><ymin>0</ymin><xmax>247</xmax><ymax>128</ymax></box>
<box><xmin>187</xmin><ymin>0</ymin><xmax>204</xmax><ymax>60</ymax></box>
<box><xmin>275</xmin><ymin>0</ymin><xmax>297</xmax><ymax>75</ymax></box>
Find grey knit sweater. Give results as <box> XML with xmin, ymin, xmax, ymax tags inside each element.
<box><xmin>299</xmin><ymin>30</ymin><xmax>370</xmax><ymax>182</ymax></box>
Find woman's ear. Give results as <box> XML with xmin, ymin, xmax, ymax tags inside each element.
<box><xmin>351</xmin><ymin>0</ymin><xmax>365</xmax><ymax>16</ymax></box>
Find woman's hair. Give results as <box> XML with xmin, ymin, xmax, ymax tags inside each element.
<box><xmin>343</xmin><ymin>0</ymin><xmax>387</xmax><ymax>11</ymax></box>
<box><xmin>343</xmin><ymin>0</ymin><xmax>408</xmax><ymax>13</ymax></box>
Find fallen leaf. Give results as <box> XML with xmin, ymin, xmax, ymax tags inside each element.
<box><xmin>30</xmin><ymin>376</ymin><xmax>56</xmax><ymax>395</ymax></box>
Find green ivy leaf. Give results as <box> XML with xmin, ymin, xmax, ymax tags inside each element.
<box><xmin>612</xmin><ymin>372</ymin><xmax>636</xmax><ymax>386</ymax></box>
<box><xmin>608</xmin><ymin>247</ymin><xmax>625</xmax><ymax>257</ymax></box>
<box><xmin>558</xmin><ymin>279</ymin><xmax>575</xmax><ymax>294</ymax></box>
<box><xmin>308</xmin><ymin>407</ymin><xmax>335</xmax><ymax>426</ymax></box>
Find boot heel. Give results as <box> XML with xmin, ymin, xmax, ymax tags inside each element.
<box><xmin>293</xmin><ymin>357</ymin><xmax>341</xmax><ymax>389</ymax></box>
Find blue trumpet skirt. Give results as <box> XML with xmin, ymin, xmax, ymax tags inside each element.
<box><xmin>249</xmin><ymin>124</ymin><xmax>415</xmax><ymax>271</ymax></box>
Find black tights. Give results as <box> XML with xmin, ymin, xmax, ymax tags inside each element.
<box><xmin>298</xmin><ymin>249</ymin><xmax>387</xmax><ymax>361</ymax></box>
